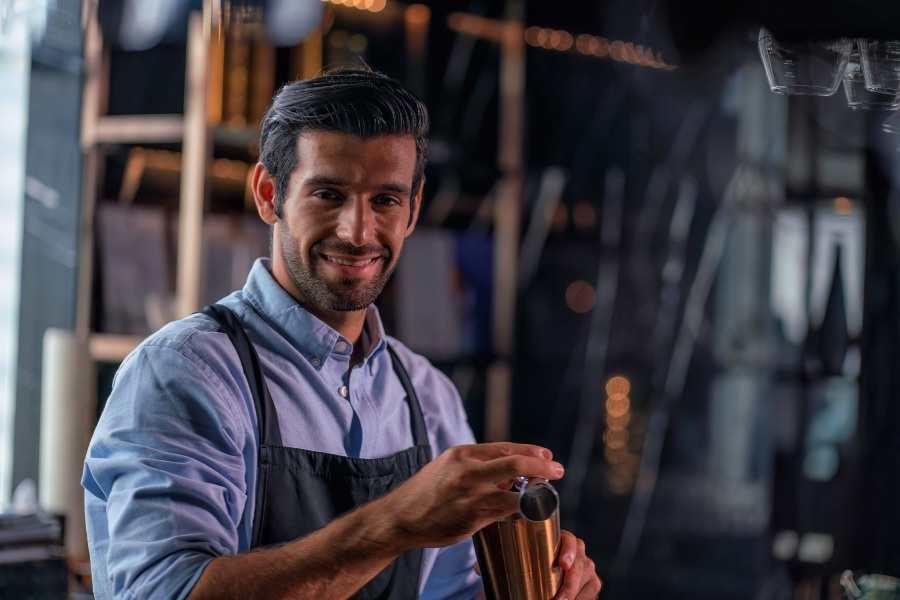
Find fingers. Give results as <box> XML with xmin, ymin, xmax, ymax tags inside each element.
<box><xmin>496</xmin><ymin>477</ymin><xmax>518</xmax><ymax>491</ymax></box>
<box><xmin>477</xmin><ymin>489</ymin><xmax>520</xmax><ymax>518</ymax></box>
<box><xmin>457</xmin><ymin>442</ymin><xmax>553</xmax><ymax>461</ymax></box>
<box><xmin>574</xmin><ymin>562</ymin><xmax>601</xmax><ymax>600</ymax></box>
<box><xmin>475</xmin><ymin>455</ymin><xmax>564</xmax><ymax>482</ymax></box>
<box><xmin>554</xmin><ymin>552</ymin><xmax>584</xmax><ymax>600</ymax></box>
<box><xmin>555</xmin><ymin>533</ymin><xmax>601</xmax><ymax>600</ymax></box>
<box><xmin>557</xmin><ymin>530</ymin><xmax>579</xmax><ymax>570</ymax></box>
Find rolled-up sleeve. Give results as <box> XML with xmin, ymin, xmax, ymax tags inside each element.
<box><xmin>82</xmin><ymin>340</ymin><xmax>249</xmax><ymax>600</ymax></box>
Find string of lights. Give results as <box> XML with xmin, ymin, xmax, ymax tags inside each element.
<box><xmin>320</xmin><ymin>0</ymin><xmax>387</xmax><ymax>14</ymax></box>
<box><xmin>448</xmin><ymin>12</ymin><xmax>676</xmax><ymax>70</ymax></box>
<box><xmin>604</xmin><ymin>375</ymin><xmax>640</xmax><ymax>494</ymax></box>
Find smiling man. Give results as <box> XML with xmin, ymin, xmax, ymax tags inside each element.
<box><xmin>82</xmin><ymin>69</ymin><xmax>601</xmax><ymax>600</ymax></box>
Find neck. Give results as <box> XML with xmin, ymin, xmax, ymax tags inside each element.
<box><xmin>270</xmin><ymin>250</ymin><xmax>367</xmax><ymax>346</ymax></box>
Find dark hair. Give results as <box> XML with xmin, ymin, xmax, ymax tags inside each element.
<box><xmin>259</xmin><ymin>67</ymin><xmax>430</xmax><ymax>217</ymax></box>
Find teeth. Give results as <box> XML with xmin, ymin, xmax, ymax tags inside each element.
<box><xmin>324</xmin><ymin>255</ymin><xmax>377</xmax><ymax>267</ymax></box>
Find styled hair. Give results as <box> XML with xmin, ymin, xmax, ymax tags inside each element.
<box><xmin>258</xmin><ymin>67</ymin><xmax>430</xmax><ymax>216</ymax></box>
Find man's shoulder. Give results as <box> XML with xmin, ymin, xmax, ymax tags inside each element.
<box><xmin>127</xmin><ymin>293</ymin><xmax>246</xmax><ymax>364</ymax></box>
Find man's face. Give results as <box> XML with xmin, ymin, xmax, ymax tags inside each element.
<box><xmin>273</xmin><ymin>131</ymin><xmax>420</xmax><ymax>313</ymax></box>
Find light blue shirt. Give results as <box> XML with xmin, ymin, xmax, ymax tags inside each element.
<box><xmin>83</xmin><ymin>258</ymin><xmax>482</xmax><ymax>600</ymax></box>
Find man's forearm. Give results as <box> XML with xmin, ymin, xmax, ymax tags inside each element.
<box><xmin>188</xmin><ymin>495</ymin><xmax>408</xmax><ymax>600</ymax></box>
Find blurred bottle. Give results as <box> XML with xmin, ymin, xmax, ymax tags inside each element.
<box><xmin>841</xmin><ymin>571</ymin><xmax>900</xmax><ymax>599</ymax></box>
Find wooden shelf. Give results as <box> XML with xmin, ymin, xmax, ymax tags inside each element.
<box><xmin>89</xmin><ymin>115</ymin><xmax>185</xmax><ymax>145</ymax></box>
<box><xmin>86</xmin><ymin>116</ymin><xmax>260</xmax><ymax>150</ymax></box>
<box><xmin>88</xmin><ymin>333</ymin><xmax>144</xmax><ymax>363</ymax></box>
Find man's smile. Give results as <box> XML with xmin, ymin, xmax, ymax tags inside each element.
<box><xmin>318</xmin><ymin>252</ymin><xmax>385</xmax><ymax>276</ymax></box>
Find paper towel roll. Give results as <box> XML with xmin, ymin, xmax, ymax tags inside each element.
<box><xmin>39</xmin><ymin>328</ymin><xmax>96</xmax><ymax>560</ymax></box>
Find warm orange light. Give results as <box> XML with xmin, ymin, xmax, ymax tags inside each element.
<box><xmin>610</xmin><ymin>40</ymin><xmax>626</xmax><ymax>62</ymax></box>
<box><xmin>575</xmin><ymin>34</ymin><xmax>593</xmax><ymax>54</ymax></box>
<box><xmin>572</xmin><ymin>201</ymin><xmax>596</xmax><ymax>230</ymax></box>
<box><xmin>604</xmin><ymin>446</ymin><xmax>627</xmax><ymax>465</ymax></box>
<box><xmin>405</xmin><ymin>3</ymin><xmax>430</xmax><ymax>26</ymax></box>
<box><xmin>606</xmin><ymin>394</ymin><xmax>630</xmax><ymax>418</ymax></box>
<box><xmin>565</xmin><ymin>280</ymin><xmax>596</xmax><ymax>314</ymax></box>
<box><xmin>604</xmin><ymin>429</ymin><xmax>629</xmax><ymax>449</ymax></box>
<box><xmin>606</xmin><ymin>411</ymin><xmax>631</xmax><ymax>430</ymax></box>
<box><xmin>448</xmin><ymin>12</ymin><xmax>674</xmax><ymax>68</ymax></box>
<box><xmin>624</xmin><ymin>42</ymin><xmax>638</xmax><ymax>64</ymax></box>
<box><xmin>551</xmin><ymin>203</ymin><xmax>568</xmax><ymax>230</ymax></box>
<box><xmin>605</xmin><ymin>375</ymin><xmax>631</xmax><ymax>396</ymax></box>
<box><xmin>547</xmin><ymin>29</ymin><xmax>562</xmax><ymax>49</ymax></box>
<box><xmin>834</xmin><ymin>196</ymin><xmax>853</xmax><ymax>215</ymax></box>
<box><xmin>322</xmin><ymin>0</ymin><xmax>386</xmax><ymax>11</ymax></box>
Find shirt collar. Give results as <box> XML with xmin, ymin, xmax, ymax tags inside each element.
<box><xmin>241</xmin><ymin>258</ymin><xmax>387</xmax><ymax>369</ymax></box>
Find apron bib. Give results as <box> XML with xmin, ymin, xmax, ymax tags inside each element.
<box><xmin>203</xmin><ymin>304</ymin><xmax>432</xmax><ymax>599</ymax></box>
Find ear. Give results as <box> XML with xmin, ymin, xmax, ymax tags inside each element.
<box><xmin>251</xmin><ymin>162</ymin><xmax>279</xmax><ymax>225</ymax></box>
<box><xmin>405</xmin><ymin>178</ymin><xmax>424</xmax><ymax>237</ymax></box>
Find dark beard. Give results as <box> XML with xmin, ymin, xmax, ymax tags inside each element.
<box><xmin>278</xmin><ymin>225</ymin><xmax>393</xmax><ymax>312</ymax></box>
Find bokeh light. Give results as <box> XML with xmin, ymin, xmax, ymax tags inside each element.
<box><xmin>565</xmin><ymin>280</ymin><xmax>596</xmax><ymax>314</ymax></box>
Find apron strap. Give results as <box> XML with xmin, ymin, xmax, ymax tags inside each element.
<box><xmin>201</xmin><ymin>304</ymin><xmax>283</xmax><ymax>447</ymax></box>
<box><xmin>386</xmin><ymin>344</ymin><xmax>431</xmax><ymax>457</ymax></box>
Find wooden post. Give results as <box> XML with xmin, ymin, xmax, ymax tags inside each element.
<box><xmin>302</xmin><ymin>27</ymin><xmax>323</xmax><ymax>79</ymax></box>
<box><xmin>176</xmin><ymin>11</ymin><xmax>211</xmax><ymax>318</ymax></box>
<box><xmin>486</xmin><ymin>0</ymin><xmax>525</xmax><ymax>441</ymax></box>
<box><xmin>75</xmin><ymin>0</ymin><xmax>103</xmax><ymax>343</ymax></box>
<box><xmin>404</xmin><ymin>4</ymin><xmax>430</xmax><ymax>98</ymax></box>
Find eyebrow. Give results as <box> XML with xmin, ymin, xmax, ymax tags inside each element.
<box><xmin>302</xmin><ymin>175</ymin><xmax>411</xmax><ymax>195</ymax></box>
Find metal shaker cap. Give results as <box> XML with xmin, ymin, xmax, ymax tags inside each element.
<box><xmin>515</xmin><ymin>477</ymin><xmax>559</xmax><ymax>522</ymax></box>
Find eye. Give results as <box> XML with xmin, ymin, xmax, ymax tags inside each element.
<box><xmin>312</xmin><ymin>189</ymin><xmax>343</xmax><ymax>202</ymax></box>
<box><xmin>373</xmin><ymin>195</ymin><xmax>402</xmax><ymax>207</ymax></box>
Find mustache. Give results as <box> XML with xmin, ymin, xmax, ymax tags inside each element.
<box><xmin>313</xmin><ymin>241</ymin><xmax>389</xmax><ymax>258</ymax></box>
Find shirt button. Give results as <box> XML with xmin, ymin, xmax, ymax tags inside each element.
<box><xmin>335</xmin><ymin>341</ymin><xmax>350</xmax><ymax>353</ymax></box>
<box><xmin>310</xmin><ymin>357</ymin><xmax>321</xmax><ymax>367</ymax></box>
<box><xmin>338</xmin><ymin>385</ymin><xmax>349</xmax><ymax>398</ymax></box>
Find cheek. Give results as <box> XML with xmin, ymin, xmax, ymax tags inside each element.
<box><xmin>288</xmin><ymin>210</ymin><xmax>331</xmax><ymax>248</ymax></box>
<box><xmin>378</xmin><ymin>216</ymin><xmax>410</xmax><ymax>246</ymax></box>
<box><xmin>385</xmin><ymin>234</ymin><xmax>408</xmax><ymax>264</ymax></box>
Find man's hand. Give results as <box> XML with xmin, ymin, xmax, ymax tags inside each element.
<box><xmin>554</xmin><ymin>530</ymin><xmax>602</xmax><ymax>599</ymax></box>
<box><xmin>381</xmin><ymin>442</ymin><xmax>565</xmax><ymax>550</ymax></box>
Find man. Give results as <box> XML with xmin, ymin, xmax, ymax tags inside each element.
<box><xmin>83</xmin><ymin>68</ymin><xmax>601</xmax><ymax>599</ymax></box>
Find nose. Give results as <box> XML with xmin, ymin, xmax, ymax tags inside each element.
<box><xmin>334</xmin><ymin>197</ymin><xmax>376</xmax><ymax>247</ymax></box>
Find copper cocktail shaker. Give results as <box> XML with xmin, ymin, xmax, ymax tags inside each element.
<box><xmin>473</xmin><ymin>476</ymin><xmax>562</xmax><ymax>600</ymax></box>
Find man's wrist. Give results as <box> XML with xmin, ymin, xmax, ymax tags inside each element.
<box><xmin>352</xmin><ymin>493</ymin><xmax>414</xmax><ymax>557</ymax></box>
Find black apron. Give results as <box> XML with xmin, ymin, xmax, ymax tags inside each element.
<box><xmin>202</xmin><ymin>304</ymin><xmax>432</xmax><ymax>599</ymax></box>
